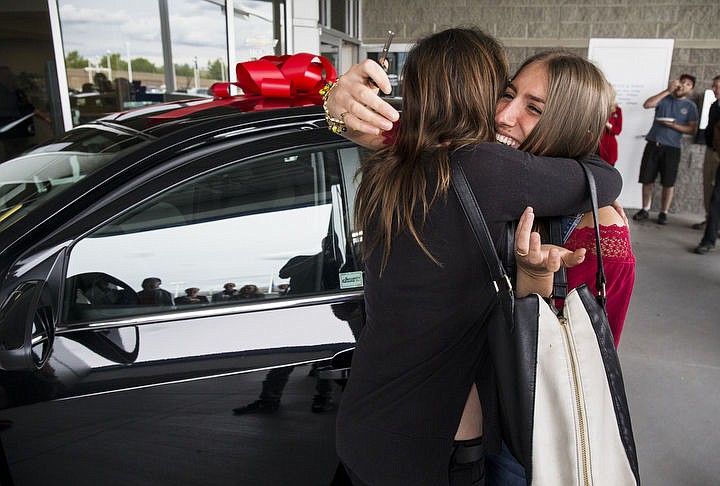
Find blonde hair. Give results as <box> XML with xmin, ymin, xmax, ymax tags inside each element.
<box><xmin>354</xmin><ymin>27</ymin><xmax>508</xmax><ymax>272</ymax></box>
<box><xmin>516</xmin><ymin>51</ymin><xmax>611</xmax><ymax>158</ymax></box>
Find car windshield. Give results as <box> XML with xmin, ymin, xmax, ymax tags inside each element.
<box><xmin>0</xmin><ymin>125</ymin><xmax>141</xmax><ymax>232</ymax></box>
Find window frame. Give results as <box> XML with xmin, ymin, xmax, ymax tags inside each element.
<box><xmin>57</xmin><ymin>133</ymin><xmax>365</xmax><ymax>330</ymax></box>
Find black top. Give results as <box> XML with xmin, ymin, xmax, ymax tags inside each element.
<box><xmin>336</xmin><ymin>142</ymin><xmax>622</xmax><ymax>486</ymax></box>
<box><xmin>706</xmin><ymin>100</ymin><xmax>719</xmax><ymax>148</ymax></box>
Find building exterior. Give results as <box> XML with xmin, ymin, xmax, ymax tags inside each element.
<box><xmin>2</xmin><ymin>0</ymin><xmax>718</xmax><ymax>212</ymax></box>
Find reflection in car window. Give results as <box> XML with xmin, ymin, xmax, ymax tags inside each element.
<box><xmin>0</xmin><ymin>125</ymin><xmax>143</xmax><ymax>232</ymax></box>
<box><xmin>63</xmin><ymin>145</ymin><xmax>365</xmax><ymax>324</ymax></box>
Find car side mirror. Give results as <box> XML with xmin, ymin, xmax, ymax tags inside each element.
<box><xmin>0</xmin><ymin>280</ymin><xmax>55</xmax><ymax>371</ymax></box>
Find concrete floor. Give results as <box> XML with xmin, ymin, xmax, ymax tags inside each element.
<box><xmin>620</xmin><ymin>210</ymin><xmax>720</xmax><ymax>486</ymax></box>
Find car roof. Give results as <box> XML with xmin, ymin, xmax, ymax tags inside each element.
<box><xmin>93</xmin><ymin>97</ymin><xmax>328</xmax><ymax>137</ymax></box>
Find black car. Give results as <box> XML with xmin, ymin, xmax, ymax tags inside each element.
<box><xmin>0</xmin><ymin>95</ymin><xmax>375</xmax><ymax>485</ymax></box>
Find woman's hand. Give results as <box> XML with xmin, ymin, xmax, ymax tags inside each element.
<box><xmin>514</xmin><ymin>207</ymin><xmax>586</xmax><ymax>297</ymax></box>
<box><xmin>326</xmin><ymin>60</ymin><xmax>399</xmax><ymax>143</ymax></box>
<box><xmin>610</xmin><ymin>200</ymin><xmax>629</xmax><ymax>226</ymax></box>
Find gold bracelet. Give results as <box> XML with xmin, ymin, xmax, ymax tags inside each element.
<box><xmin>320</xmin><ymin>79</ymin><xmax>347</xmax><ymax>134</ymax></box>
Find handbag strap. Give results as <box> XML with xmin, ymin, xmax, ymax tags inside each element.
<box><xmin>578</xmin><ymin>162</ymin><xmax>607</xmax><ymax>308</ymax></box>
<box><xmin>450</xmin><ymin>160</ymin><xmax>516</xmax><ymax>330</ymax></box>
<box><xmin>450</xmin><ymin>159</ymin><xmax>608</xmax><ymax>325</ymax></box>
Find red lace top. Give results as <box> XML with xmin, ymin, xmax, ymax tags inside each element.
<box><xmin>562</xmin><ymin>224</ymin><xmax>635</xmax><ymax>348</ymax></box>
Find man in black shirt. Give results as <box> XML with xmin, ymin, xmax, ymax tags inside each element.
<box><xmin>692</xmin><ymin>75</ymin><xmax>720</xmax><ymax>230</ymax></box>
<box><xmin>694</xmin><ymin>76</ymin><xmax>720</xmax><ymax>254</ymax></box>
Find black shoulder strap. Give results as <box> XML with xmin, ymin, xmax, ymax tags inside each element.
<box><xmin>579</xmin><ymin>161</ymin><xmax>607</xmax><ymax>308</ymax></box>
<box><xmin>548</xmin><ymin>218</ymin><xmax>567</xmax><ymax>299</ymax></box>
<box><xmin>450</xmin><ymin>160</ymin><xmax>515</xmax><ymax>330</ymax></box>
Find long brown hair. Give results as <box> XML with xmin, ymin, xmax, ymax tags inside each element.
<box><xmin>517</xmin><ymin>51</ymin><xmax>611</xmax><ymax>158</ymax></box>
<box><xmin>354</xmin><ymin>27</ymin><xmax>507</xmax><ymax>272</ymax></box>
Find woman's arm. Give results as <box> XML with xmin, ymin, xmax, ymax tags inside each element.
<box><xmin>460</xmin><ymin>144</ymin><xmax>623</xmax><ymax>221</ymax></box>
<box><xmin>514</xmin><ymin>207</ymin><xmax>586</xmax><ymax>297</ymax></box>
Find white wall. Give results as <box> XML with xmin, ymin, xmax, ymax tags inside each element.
<box><xmin>589</xmin><ymin>39</ymin><xmax>675</xmax><ymax>208</ymax></box>
<box><xmin>287</xmin><ymin>0</ymin><xmax>320</xmax><ymax>54</ymax></box>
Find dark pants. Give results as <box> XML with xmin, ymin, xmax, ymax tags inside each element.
<box><xmin>638</xmin><ymin>141</ymin><xmax>681</xmax><ymax>187</ymax></box>
<box><xmin>701</xmin><ymin>163</ymin><xmax>720</xmax><ymax>246</ymax></box>
<box><xmin>342</xmin><ymin>437</ymin><xmax>486</xmax><ymax>486</ymax></box>
<box><xmin>485</xmin><ymin>442</ymin><xmax>526</xmax><ymax>486</ymax></box>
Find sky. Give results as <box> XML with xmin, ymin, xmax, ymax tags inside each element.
<box><xmin>58</xmin><ymin>0</ymin><xmax>276</xmax><ymax>69</ymax></box>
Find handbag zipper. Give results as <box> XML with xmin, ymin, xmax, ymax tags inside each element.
<box><xmin>558</xmin><ymin>315</ymin><xmax>591</xmax><ymax>486</ymax></box>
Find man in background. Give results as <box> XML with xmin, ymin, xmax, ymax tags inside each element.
<box><xmin>632</xmin><ymin>74</ymin><xmax>699</xmax><ymax>225</ymax></box>
<box><xmin>694</xmin><ymin>94</ymin><xmax>720</xmax><ymax>254</ymax></box>
<box><xmin>692</xmin><ymin>75</ymin><xmax>720</xmax><ymax>230</ymax></box>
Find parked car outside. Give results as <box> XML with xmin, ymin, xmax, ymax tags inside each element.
<box><xmin>0</xmin><ymin>87</ymin><xmax>381</xmax><ymax>484</ymax></box>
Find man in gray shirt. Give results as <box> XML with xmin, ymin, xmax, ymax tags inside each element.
<box><xmin>632</xmin><ymin>74</ymin><xmax>699</xmax><ymax>225</ymax></box>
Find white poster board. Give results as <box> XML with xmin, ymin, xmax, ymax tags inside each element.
<box><xmin>588</xmin><ymin>39</ymin><xmax>675</xmax><ymax>207</ymax></box>
<box><xmin>699</xmin><ymin>89</ymin><xmax>715</xmax><ymax>130</ymax></box>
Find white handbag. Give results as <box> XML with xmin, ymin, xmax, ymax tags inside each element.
<box><xmin>451</xmin><ymin>159</ymin><xmax>640</xmax><ymax>485</ymax></box>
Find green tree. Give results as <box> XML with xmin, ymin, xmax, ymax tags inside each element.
<box><xmin>175</xmin><ymin>63</ymin><xmax>195</xmax><ymax>90</ymax></box>
<box><xmin>131</xmin><ymin>57</ymin><xmax>159</xmax><ymax>74</ymax></box>
<box><xmin>109</xmin><ymin>52</ymin><xmax>127</xmax><ymax>72</ymax></box>
<box><xmin>175</xmin><ymin>63</ymin><xmax>193</xmax><ymax>77</ymax></box>
<box><xmin>65</xmin><ymin>50</ymin><xmax>89</xmax><ymax>68</ymax></box>
<box><xmin>205</xmin><ymin>58</ymin><xmax>225</xmax><ymax>80</ymax></box>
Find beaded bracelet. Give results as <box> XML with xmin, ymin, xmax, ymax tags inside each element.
<box><xmin>320</xmin><ymin>80</ymin><xmax>347</xmax><ymax>134</ymax></box>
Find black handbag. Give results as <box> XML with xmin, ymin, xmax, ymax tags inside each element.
<box><xmin>451</xmin><ymin>159</ymin><xmax>640</xmax><ymax>485</ymax></box>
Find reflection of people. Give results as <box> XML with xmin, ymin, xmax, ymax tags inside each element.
<box><xmin>599</xmin><ymin>85</ymin><xmax>622</xmax><ymax>166</ymax></box>
<box><xmin>236</xmin><ymin>284</ymin><xmax>264</xmax><ymax>299</ymax></box>
<box><xmin>174</xmin><ymin>287</ymin><xmax>209</xmax><ymax>305</ymax></box>
<box><xmin>75</xmin><ymin>273</ymin><xmax>137</xmax><ymax>306</ymax></box>
<box><xmin>327</xmin><ymin>28</ymin><xmax>621</xmax><ymax>485</ymax></box>
<box><xmin>212</xmin><ymin>282</ymin><xmax>237</xmax><ymax>302</ymax></box>
<box><xmin>278</xmin><ymin>236</ymin><xmax>341</xmax><ymax>294</ymax></box>
<box><xmin>137</xmin><ymin>277</ymin><xmax>173</xmax><ymax>306</ymax></box>
<box><xmin>233</xmin><ymin>235</ymin><xmax>343</xmax><ymax>416</ymax></box>
<box><xmin>0</xmin><ymin>66</ymin><xmax>50</xmax><ymax>161</ymax></box>
<box><xmin>632</xmin><ymin>74</ymin><xmax>698</xmax><ymax>225</ymax></box>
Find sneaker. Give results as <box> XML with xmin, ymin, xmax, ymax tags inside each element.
<box><xmin>691</xmin><ymin>220</ymin><xmax>706</xmax><ymax>230</ymax></box>
<box><xmin>632</xmin><ymin>209</ymin><xmax>649</xmax><ymax>221</ymax></box>
<box><xmin>657</xmin><ymin>212</ymin><xmax>668</xmax><ymax>225</ymax></box>
<box><xmin>232</xmin><ymin>399</ymin><xmax>280</xmax><ymax>415</ymax></box>
<box><xmin>694</xmin><ymin>242</ymin><xmax>715</xmax><ymax>254</ymax></box>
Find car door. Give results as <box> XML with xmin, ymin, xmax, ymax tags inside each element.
<box><xmin>0</xmin><ymin>132</ymin><xmax>367</xmax><ymax>485</ymax></box>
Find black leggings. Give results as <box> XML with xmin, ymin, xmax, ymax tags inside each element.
<box><xmin>449</xmin><ymin>436</ymin><xmax>485</xmax><ymax>486</ymax></box>
<box><xmin>342</xmin><ymin>436</ymin><xmax>485</xmax><ymax>486</ymax></box>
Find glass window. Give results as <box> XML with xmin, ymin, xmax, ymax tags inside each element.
<box><xmin>58</xmin><ymin>0</ymin><xmax>165</xmax><ymax>125</ymax></box>
<box><xmin>0</xmin><ymin>125</ymin><xmax>143</xmax><ymax>233</ymax></box>
<box><xmin>166</xmin><ymin>0</ymin><xmax>227</xmax><ymax>95</ymax></box>
<box><xmin>319</xmin><ymin>0</ymin><xmax>357</xmax><ymax>37</ymax></box>
<box><xmin>234</xmin><ymin>0</ymin><xmax>285</xmax><ymax>62</ymax></box>
<box><xmin>366</xmin><ymin>50</ymin><xmax>406</xmax><ymax>98</ymax></box>
<box><xmin>63</xmin><ymin>144</ymin><xmax>365</xmax><ymax>324</ymax></box>
<box><xmin>1</xmin><ymin>0</ymin><xmax>62</xmax><ymax>163</ymax></box>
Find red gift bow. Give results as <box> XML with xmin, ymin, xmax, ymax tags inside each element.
<box><xmin>222</xmin><ymin>52</ymin><xmax>337</xmax><ymax>99</ymax></box>
<box><xmin>147</xmin><ymin>53</ymin><xmax>337</xmax><ymax>123</ymax></box>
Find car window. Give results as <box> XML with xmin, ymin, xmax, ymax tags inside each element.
<box><xmin>62</xmin><ymin>144</ymin><xmax>366</xmax><ymax>324</ymax></box>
